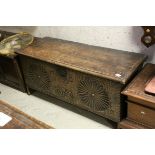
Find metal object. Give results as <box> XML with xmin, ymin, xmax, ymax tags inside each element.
<box><xmin>141</xmin><ymin>26</ymin><xmax>155</xmax><ymax>47</ymax></box>
<box><xmin>0</xmin><ymin>32</ymin><xmax>34</xmax><ymax>56</ymax></box>
<box><xmin>0</xmin><ymin>31</ymin><xmax>28</xmax><ymax>92</ymax></box>
<box><xmin>0</xmin><ymin>30</ymin><xmax>15</xmax><ymax>41</ymax></box>
<box><xmin>17</xmin><ymin>37</ymin><xmax>147</xmax><ymax>122</ymax></box>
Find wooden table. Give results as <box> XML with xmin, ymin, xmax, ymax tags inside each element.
<box><xmin>119</xmin><ymin>63</ymin><xmax>155</xmax><ymax>129</ymax></box>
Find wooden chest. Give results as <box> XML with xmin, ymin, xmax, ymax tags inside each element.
<box><xmin>0</xmin><ymin>31</ymin><xmax>27</xmax><ymax>92</ymax></box>
<box><xmin>120</xmin><ymin>63</ymin><xmax>155</xmax><ymax>128</ymax></box>
<box><xmin>0</xmin><ymin>100</ymin><xmax>52</xmax><ymax>129</ymax></box>
<box><xmin>17</xmin><ymin>37</ymin><xmax>147</xmax><ymax>122</ymax></box>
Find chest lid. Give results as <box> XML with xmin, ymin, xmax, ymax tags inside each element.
<box><xmin>17</xmin><ymin>37</ymin><xmax>147</xmax><ymax>84</ymax></box>
<box><xmin>122</xmin><ymin>63</ymin><xmax>155</xmax><ymax>109</ymax></box>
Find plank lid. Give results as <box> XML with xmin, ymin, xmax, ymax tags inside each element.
<box><xmin>16</xmin><ymin>37</ymin><xmax>147</xmax><ymax>84</ymax></box>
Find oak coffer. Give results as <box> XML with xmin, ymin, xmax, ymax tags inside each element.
<box><xmin>17</xmin><ymin>37</ymin><xmax>147</xmax><ymax>122</ymax></box>
<box><xmin>119</xmin><ymin>63</ymin><xmax>155</xmax><ymax>128</ymax></box>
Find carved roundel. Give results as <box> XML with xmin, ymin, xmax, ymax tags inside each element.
<box><xmin>78</xmin><ymin>78</ymin><xmax>110</xmax><ymax>111</ymax></box>
<box><xmin>53</xmin><ymin>87</ymin><xmax>73</xmax><ymax>103</ymax></box>
<box><xmin>27</xmin><ymin>63</ymin><xmax>51</xmax><ymax>91</ymax></box>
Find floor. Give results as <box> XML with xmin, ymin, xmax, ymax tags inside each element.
<box><xmin>0</xmin><ymin>83</ymin><xmax>114</xmax><ymax>129</ymax></box>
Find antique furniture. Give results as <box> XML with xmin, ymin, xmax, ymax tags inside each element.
<box><xmin>0</xmin><ymin>32</ymin><xmax>34</xmax><ymax>56</ymax></box>
<box><xmin>17</xmin><ymin>37</ymin><xmax>147</xmax><ymax>122</ymax></box>
<box><xmin>0</xmin><ymin>54</ymin><xmax>26</xmax><ymax>92</ymax></box>
<box><xmin>118</xmin><ymin>63</ymin><xmax>155</xmax><ymax>129</ymax></box>
<box><xmin>0</xmin><ymin>100</ymin><xmax>52</xmax><ymax>129</ymax></box>
<box><xmin>141</xmin><ymin>26</ymin><xmax>155</xmax><ymax>95</ymax></box>
<box><xmin>141</xmin><ymin>26</ymin><xmax>155</xmax><ymax>47</ymax></box>
<box><xmin>0</xmin><ymin>31</ymin><xmax>33</xmax><ymax>92</ymax></box>
<box><xmin>117</xmin><ymin>119</ymin><xmax>148</xmax><ymax>129</ymax></box>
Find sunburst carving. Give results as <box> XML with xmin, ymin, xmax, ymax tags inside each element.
<box><xmin>26</xmin><ymin>63</ymin><xmax>51</xmax><ymax>91</ymax></box>
<box><xmin>53</xmin><ymin>87</ymin><xmax>73</xmax><ymax>103</ymax></box>
<box><xmin>78</xmin><ymin>78</ymin><xmax>110</xmax><ymax>111</ymax></box>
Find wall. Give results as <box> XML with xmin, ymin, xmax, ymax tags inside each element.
<box><xmin>0</xmin><ymin>26</ymin><xmax>155</xmax><ymax>63</ymax></box>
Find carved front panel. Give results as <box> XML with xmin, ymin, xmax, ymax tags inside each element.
<box><xmin>74</xmin><ymin>73</ymin><xmax>122</xmax><ymax>122</ymax></box>
<box><xmin>20</xmin><ymin>57</ymin><xmax>75</xmax><ymax>103</ymax></box>
<box><xmin>20</xmin><ymin>56</ymin><xmax>123</xmax><ymax>122</ymax></box>
<box><xmin>77</xmin><ymin>77</ymin><xmax>110</xmax><ymax>111</ymax></box>
<box><xmin>20</xmin><ymin>58</ymin><xmax>54</xmax><ymax>95</ymax></box>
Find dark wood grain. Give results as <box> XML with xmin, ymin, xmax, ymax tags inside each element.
<box><xmin>0</xmin><ymin>30</ymin><xmax>27</xmax><ymax>92</ymax></box>
<box><xmin>17</xmin><ymin>37</ymin><xmax>146</xmax><ymax>122</ymax></box>
<box><xmin>17</xmin><ymin>37</ymin><xmax>147</xmax><ymax>84</ymax></box>
<box><xmin>118</xmin><ymin>119</ymin><xmax>149</xmax><ymax>129</ymax></box>
<box><xmin>0</xmin><ymin>54</ymin><xmax>27</xmax><ymax>92</ymax></box>
<box><xmin>121</xmin><ymin>63</ymin><xmax>155</xmax><ymax>128</ymax></box>
<box><xmin>0</xmin><ymin>100</ymin><xmax>53</xmax><ymax>129</ymax></box>
<box><xmin>127</xmin><ymin>101</ymin><xmax>155</xmax><ymax>128</ymax></box>
<box><xmin>122</xmin><ymin>63</ymin><xmax>155</xmax><ymax>108</ymax></box>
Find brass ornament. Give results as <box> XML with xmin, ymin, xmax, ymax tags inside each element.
<box><xmin>141</xmin><ymin>26</ymin><xmax>155</xmax><ymax>47</ymax></box>
<box><xmin>0</xmin><ymin>32</ymin><xmax>34</xmax><ymax>56</ymax></box>
<box><xmin>146</xmin><ymin>29</ymin><xmax>151</xmax><ymax>33</ymax></box>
